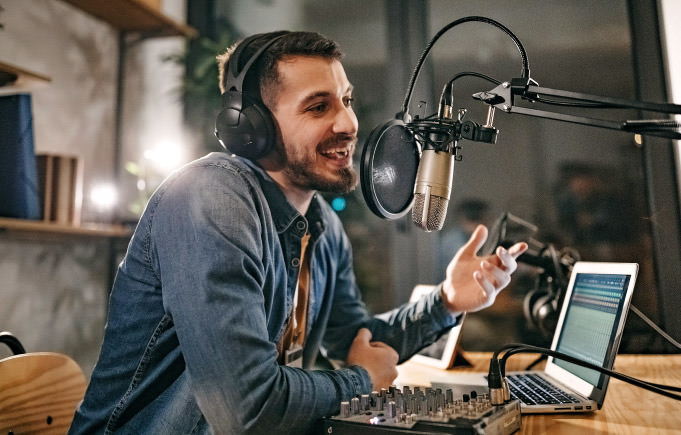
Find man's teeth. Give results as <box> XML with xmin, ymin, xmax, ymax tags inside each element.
<box><xmin>321</xmin><ymin>149</ymin><xmax>348</xmax><ymax>158</ymax></box>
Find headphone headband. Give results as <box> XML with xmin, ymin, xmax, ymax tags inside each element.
<box><xmin>225</xmin><ymin>34</ymin><xmax>285</xmax><ymax>95</ymax></box>
<box><xmin>215</xmin><ymin>33</ymin><xmax>288</xmax><ymax>159</ymax></box>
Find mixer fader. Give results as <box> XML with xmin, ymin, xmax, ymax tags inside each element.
<box><xmin>323</xmin><ymin>385</ymin><xmax>521</xmax><ymax>434</ymax></box>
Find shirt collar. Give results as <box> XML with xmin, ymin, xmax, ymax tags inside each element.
<box><xmin>240</xmin><ymin>157</ymin><xmax>326</xmax><ymax>238</ymax></box>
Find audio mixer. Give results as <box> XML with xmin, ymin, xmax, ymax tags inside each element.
<box><xmin>323</xmin><ymin>385</ymin><xmax>521</xmax><ymax>435</ymax></box>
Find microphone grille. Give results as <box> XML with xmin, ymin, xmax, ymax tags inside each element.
<box><xmin>412</xmin><ymin>193</ymin><xmax>448</xmax><ymax>232</ymax></box>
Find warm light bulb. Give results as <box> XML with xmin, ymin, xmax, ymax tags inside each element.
<box><xmin>144</xmin><ymin>141</ymin><xmax>185</xmax><ymax>173</ymax></box>
<box><xmin>90</xmin><ymin>182</ymin><xmax>118</xmax><ymax>210</ymax></box>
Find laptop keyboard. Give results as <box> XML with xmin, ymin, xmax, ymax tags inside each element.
<box><xmin>506</xmin><ymin>374</ymin><xmax>581</xmax><ymax>405</ymax></box>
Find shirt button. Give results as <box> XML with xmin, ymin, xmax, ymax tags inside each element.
<box><xmin>291</xmin><ymin>258</ymin><xmax>300</xmax><ymax>267</ymax></box>
<box><xmin>296</xmin><ymin>221</ymin><xmax>307</xmax><ymax>231</ymax></box>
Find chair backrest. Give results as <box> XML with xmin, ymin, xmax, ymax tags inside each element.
<box><xmin>0</xmin><ymin>352</ymin><xmax>87</xmax><ymax>434</ymax></box>
<box><xmin>0</xmin><ymin>331</ymin><xmax>26</xmax><ymax>355</ymax></box>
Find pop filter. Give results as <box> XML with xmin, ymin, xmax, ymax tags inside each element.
<box><xmin>360</xmin><ymin>119</ymin><xmax>420</xmax><ymax>219</ymax></box>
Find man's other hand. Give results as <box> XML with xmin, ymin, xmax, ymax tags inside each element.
<box><xmin>346</xmin><ymin>328</ymin><xmax>398</xmax><ymax>390</ymax></box>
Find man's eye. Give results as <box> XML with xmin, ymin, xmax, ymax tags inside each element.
<box><xmin>344</xmin><ymin>97</ymin><xmax>354</xmax><ymax>107</ymax></box>
<box><xmin>307</xmin><ymin>103</ymin><xmax>327</xmax><ymax>113</ymax></box>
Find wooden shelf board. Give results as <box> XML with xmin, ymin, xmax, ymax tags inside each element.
<box><xmin>0</xmin><ymin>61</ymin><xmax>51</xmax><ymax>94</ymax></box>
<box><xmin>60</xmin><ymin>0</ymin><xmax>197</xmax><ymax>38</ymax></box>
<box><xmin>0</xmin><ymin>217</ymin><xmax>132</xmax><ymax>239</ymax></box>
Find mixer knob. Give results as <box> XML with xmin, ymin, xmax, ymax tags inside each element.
<box><xmin>340</xmin><ymin>401</ymin><xmax>350</xmax><ymax>418</ymax></box>
<box><xmin>351</xmin><ymin>396</ymin><xmax>360</xmax><ymax>415</ymax></box>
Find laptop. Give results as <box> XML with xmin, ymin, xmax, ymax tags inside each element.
<box><xmin>431</xmin><ymin>261</ymin><xmax>639</xmax><ymax>414</ymax></box>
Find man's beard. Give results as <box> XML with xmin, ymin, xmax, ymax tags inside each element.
<box><xmin>284</xmin><ymin>156</ymin><xmax>358</xmax><ymax>194</ymax></box>
<box><xmin>280</xmin><ymin>134</ymin><xmax>359</xmax><ymax>194</ymax></box>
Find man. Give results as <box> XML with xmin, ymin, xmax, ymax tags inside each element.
<box><xmin>69</xmin><ymin>31</ymin><xmax>527</xmax><ymax>434</ymax></box>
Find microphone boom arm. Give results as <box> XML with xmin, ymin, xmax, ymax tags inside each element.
<box><xmin>474</xmin><ymin>80</ymin><xmax>681</xmax><ymax>139</ymax></box>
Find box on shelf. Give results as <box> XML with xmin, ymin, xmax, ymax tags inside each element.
<box><xmin>0</xmin><ymin>93</ymin><xmax>41</xmax><ymax>220</ymax></box>
<box><xmin>37</xmin><ymin>154</ymin><xmax>84</xmax><ymax>226</ymax></box>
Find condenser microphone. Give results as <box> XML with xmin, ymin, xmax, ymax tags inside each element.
<box><xmin>411</xmin><ymin>81</ymin><xmax>457</xmax><ymax>232</ymax></box>
<box><xmin>360</xmin><ymin>80</ymin><xmax>466</xmax><ymax>230</ymax></box>
<box><xmin>412</xmin><ymin>148</ymin><xmax>455</xmax><ymax>231</ymax></box>
<box><xmin>360</xmin><ymin>17</ymin><xmax>517</xmax><ymax>230</ymax></box>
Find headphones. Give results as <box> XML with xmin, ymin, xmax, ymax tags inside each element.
<box><xmin>521</xmin><ymin>244</ymin><xmax>577</xmax><ymax>339</ymax></box>
<box><xmin>479</xmin><ymin>212</ymin><xmax>580</xmax><ymax>340</ymax></box>
<box><xmin>522</xmin><ymin>273</ymin><xmax>561</xmax><ymax>339</ymax></box>
<box><xmin>215</xmin><ymin>33</ymin><xmax>287</xmax><ymax>160</ymax></box>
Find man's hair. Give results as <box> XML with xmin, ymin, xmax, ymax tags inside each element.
<box><xmin>217</xmin><ymin>31</ymin><xmax>344</xmax><ymax>109</ymax></box>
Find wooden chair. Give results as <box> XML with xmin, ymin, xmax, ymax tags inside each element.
<box><xmin>0</xmin><ymin>342</ymin><xmax>86</xmax><ymax>434</ymax></box>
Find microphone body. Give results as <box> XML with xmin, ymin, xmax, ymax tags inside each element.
<box><xmin>412</xmin><ymin>149</ymin><xmax>455</xmax><ymax>231</ymax></box>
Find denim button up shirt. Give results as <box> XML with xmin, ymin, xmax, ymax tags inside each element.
<box><xmin>69</xmin><ymin>152</ymin><xmax>460</xmax><ymax>435</ymax></box>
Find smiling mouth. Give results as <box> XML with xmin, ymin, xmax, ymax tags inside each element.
<box><xmin>320</xmin><ymin>148</ymin><xmax>350</xmax><ymax>160</ymax></box>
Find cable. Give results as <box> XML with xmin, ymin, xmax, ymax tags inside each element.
<box><xmin>630</xmin><ymin>304</ymin><xmax>681</xmax><ymax>351</ymax></box>
<box><xmin>401</xmin><ymin>16</ymin><xmax>530</xmax><ymax>117</ymax></box>
<box><xmin>442</xmin><ymin>71</ymin><xmax>501</xmax><ymax>114</ymax></box>
<box><xmin>448</xmin><ymin>71</ymin><xmax>502</xmax><ymax>89</ymax></box>
<box><xmin>524</xmin><ymin>354</ymin><xmax>547</xmax><ymax>371</ymax></box>
<box><xmin>439</xmin><ymin>71</ymin><xmax>502</xmax><ymax>115</ymax></box>
<box><xmin>488</xmin><ymin>343</ymin><xmax>681</xmax><ymax>405</ymax></box>
<box><xmin>508</xmin><ymin>348</ymin><xmax>681</xmax><ymax>400</ymax></box>
<box><xmin>499</xmin><ymin>345</ymin><xmax>681</xmax><ymax>393</ymax></box>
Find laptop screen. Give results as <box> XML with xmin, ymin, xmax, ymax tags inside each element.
<box><xmin>553</xmin><ymin>272</ymin><xmax>632</xmax><ymax>387</ymax></box>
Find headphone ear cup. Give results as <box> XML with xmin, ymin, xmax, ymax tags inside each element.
<box><xmin>522</xmin><ymin>288</ymin><xmax>547</xmax><ymax>330</ymax></box>
<box><xmin>215</xmin><ymin>92</ymin><xmax>276</xmax><ymax>160</ymax></box>
<box><xmin>531</xmin><ymin>294</ymin><xmax>559</xmax><ymax>338</ymax></box>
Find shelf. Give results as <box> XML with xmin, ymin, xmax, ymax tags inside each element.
<box><xmin>60</xmin><ymin>0</ymin><xmax>198</xmax><ymax>38</ymax></box>
<box><xmin>0</xmin><ymin>217</ymin><xmax>132</xmax><ymax>239</ymax></box>
<box><xmin>0</xmin><ymin>61</ymin><xmax>51</xmax><ymax>94</ymax></box>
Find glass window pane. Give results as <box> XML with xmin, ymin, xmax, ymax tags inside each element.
<box><xmin>426</xmin><ymin>0</ymin><xmax>655</xmax><ymax>351</ymax></box>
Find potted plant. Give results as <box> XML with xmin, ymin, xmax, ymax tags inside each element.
<box><xmin>164</xmin><ymin>19</ymin><xmax>238</xmax><ymax>155</ymax></box>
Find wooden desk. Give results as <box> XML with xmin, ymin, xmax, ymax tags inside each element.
<box><xmin>396</xmin><ymin>352</ymin><xmax>681</xmax><ymax>434</ymax></box>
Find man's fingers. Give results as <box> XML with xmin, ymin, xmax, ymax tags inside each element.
<box><xmin>370</xmin><ymin>341</ymin><xmax>399</xmax><ymax>362</ymax></box>
<box><xmin>481</xmin><ymin>259</ymin><xmax>512</xmax><ymax>289</ymax></box>
<box><xmin>495</xmin><ymin>242</ymin><xmax>528</xmax><ymax>272</ymax></box>
<box><xmin>473</xmin><ymin>270</ymin><xmax>493</xmax><ymax>298</ymax></box>
<box><xmin>480</xmin><ymin>260</ymin><xmax>504</xmax><ymax>293</ymax></box>
<box><xmin>353</xmin><ymin>328</ymin><xmax>372</xmax><ymax>345</ymax></box>
<box><xmin>369</xmin><ymin>340</ymin><xmax>391</xmax><ymax>349</ymax></box>
<box><xmin>508</xmin><ymin>242</ymin><xmax>529</xmax><ymax>259</ymax></box>
<box><xmin>460</xmin><ymin>225</ymin><xmax>489</xmax><ymax>256</ymax></box>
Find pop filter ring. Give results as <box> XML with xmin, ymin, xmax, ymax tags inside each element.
<box><xmin>360</xmin><ymin>119</ymin><xmax>419</xmax><ymax>219</ymax></box>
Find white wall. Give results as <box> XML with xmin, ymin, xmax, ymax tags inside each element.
<box><xmin>0</xmin><ymin>0</ymin><xmax>188</xmax><ymax>377</ymax></box>
<box><xmin>0</xmin><ymin>1</ymin><xmax>118</xmax><ymax>223</ymax></box>
<box><xmin>0</xmin><ymin>0</ymin><xmax>188</xmax><ymax>223</ymax></box>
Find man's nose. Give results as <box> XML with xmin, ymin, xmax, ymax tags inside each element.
<box><xmin>333</xmin><ymin>105</ymin><xmax>358</xmax><ymax>136</ymax></box>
